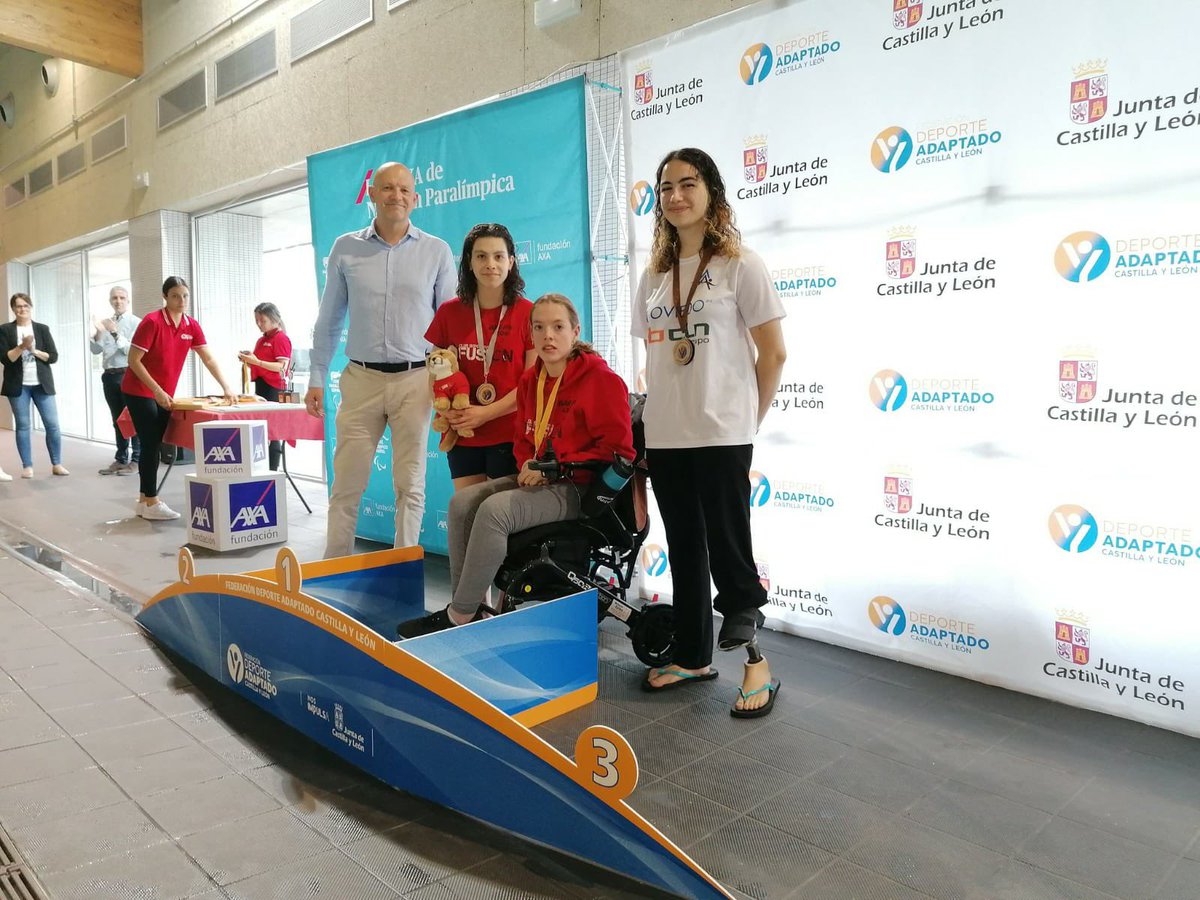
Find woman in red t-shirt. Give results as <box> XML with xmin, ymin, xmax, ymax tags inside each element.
<box><xmin>425</xmin><ymin>223</ymin><xmax>534</xmax><ymax>491</ymax></box>
<box><xmin>237</xmin><ymin>302</ymin><xmax>292</xmax><ymax>471</ymax></box>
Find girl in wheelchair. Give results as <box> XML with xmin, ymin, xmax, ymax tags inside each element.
<box><xmin>397</xmin><ymin>293</ymin><xmax>634</xmax><ymax>638</ymax></box>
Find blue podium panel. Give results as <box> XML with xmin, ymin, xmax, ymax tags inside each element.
<box><xmin>401</xmin><ymin>589</ymin><xmax>599</xmax><ymax>722</ymax></box>
<box><xmin>138</xmin><ymin>550</ymin><xmax>732</xmax><ymax>899</ymax></box>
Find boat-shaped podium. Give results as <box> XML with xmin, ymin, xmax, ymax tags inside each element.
<box><xmin>138</xmin><ymin>545</ymin><xmax>731</xmax><ymax>899</ymax></box>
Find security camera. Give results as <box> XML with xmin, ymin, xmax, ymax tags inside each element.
<box><xmin>41</xmin><ymin>59</ymin><xmax>59</xmax><ymax>96</ymax></box>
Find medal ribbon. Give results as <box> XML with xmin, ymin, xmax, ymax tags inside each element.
<box><xmin>533</xmin><ymin>361</ymin><xmax>567</xmax><ymax>457</ymax></box>
<box><xmin>671</xmin><ymin>248</ymin><xmax>715</xmax><ymax>336</ymax></box>
<box><xmin>472</xmin><ymin>302</ymin><xmax>507</xmax><ymax>390</ymax></box>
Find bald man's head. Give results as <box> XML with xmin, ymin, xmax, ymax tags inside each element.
<box><xmin>368</xmin><ymin>162</ymin><xmax>418</xmax><ymax>232</ymax></box>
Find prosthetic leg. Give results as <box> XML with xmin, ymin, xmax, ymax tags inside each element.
<box><xmin>718</xmin><ymin>608</ymin><xmax>780</xmax><ymax>719</ymax></box>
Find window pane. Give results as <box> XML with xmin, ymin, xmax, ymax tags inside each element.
<box><xmin>29</xmin><ymin>254</ymin><xmax>86</xmax><ymax>439</ymax></box>
<box><xmin>85</xmin><ymin>239</ymin><xmax>131</xmax><ymax>443</ymax></box>
<box><xmin>195</xmin><ymin>187</ymin><xmax>322</xmax><ymax>479</ymax></box>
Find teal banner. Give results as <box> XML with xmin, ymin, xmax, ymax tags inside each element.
<box><xmin>307</xmin><ymin>78</ymin><xmax>591</xmax><ymax>553</ymax></box>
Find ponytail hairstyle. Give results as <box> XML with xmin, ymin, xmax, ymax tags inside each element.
<box><xmin>532</xmin><ymin>293</ymin><xmax>595</xmax><ymax>360</ymax></box>
<box><xmin>254</xmin><ymin>302</ymin><xmax>286</xmax><ymax>332</ymax></box>
<box><xmin>161</xmin><ymin>275</ymin><xmax>189</xmax><ymax>296</ymax></box>
<box><xmin>648</xmin><ymin>147</ymin><xmax>741</xmax><ymax>274</ymax></box>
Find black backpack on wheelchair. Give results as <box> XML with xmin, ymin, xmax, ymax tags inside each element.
<box><xmin>490</xmin><ymin>394</ymin><xmax>676</xmax><ymax>666</ymax></box>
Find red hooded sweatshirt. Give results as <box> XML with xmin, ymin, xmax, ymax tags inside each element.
<box><xmin>514</xmin><ymin>351</ymin><xmax>634</xmax><ymax>480</ymax></box>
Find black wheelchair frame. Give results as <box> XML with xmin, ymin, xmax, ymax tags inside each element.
<box><xmin>489</xmin><ymin>396</ymin><xmax>677</xmax><ymax>667</ymax></box>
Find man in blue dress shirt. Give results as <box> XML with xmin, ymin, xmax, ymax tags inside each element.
<box><xmin>89</xmin><ymin>285</ymin><xmax>141</xmax><ymax>475</ymax></box>
<box><xmin>306</xmin><ymin>162</ymin><xmax>456</xmax><ymax>557</ymax></box>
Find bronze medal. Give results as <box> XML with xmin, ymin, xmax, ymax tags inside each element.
<box><xmin>476</xmin><ymin>382</ymin><xmax>497</xmax><ymax>405</ymax></box>
<box><xmin>672</xmin><ymin>338</ymin><xmax>695</xmax><ymax>366</ymax></box>
<box><xmin>669</xmin><ymin>249</ymin><xmax>715</xmax><ymax>368</ymax></box>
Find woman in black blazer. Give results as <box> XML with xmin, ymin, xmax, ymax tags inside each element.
<box><xmin>0</xmin><ymin>293</ymin><xmax>68</xmax><ymax>478</ymax></box>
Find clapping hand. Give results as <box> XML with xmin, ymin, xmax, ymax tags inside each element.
<box><xmin>20</xmin><ymin>334</ymin><xmax>34</xmax><ymax>351</ymax></box>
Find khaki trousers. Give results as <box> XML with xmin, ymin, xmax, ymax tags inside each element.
<box><xmin>325</xmin><ymin>363</ymin><xmax>430</xmax><ymax>557</ymax></box>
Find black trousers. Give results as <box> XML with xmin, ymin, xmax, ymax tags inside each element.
<box><xmin>101</xmin><ymin>370</ymin><xmax>139</xmax><ymax>462</ymax></box>
<box><xmin>646</xmin><ymin>444</ymin><xmax>767</xmax><ymax>669</ymax></box>
<box><xmin>254</xmin><ymin>379</ymin><xmax>283</xmax><ymax>470</ymax></box>
<box><xmin>123</xmin><ymin>393</ymin><xmax>171</xmax><ymax>498</ymax></box>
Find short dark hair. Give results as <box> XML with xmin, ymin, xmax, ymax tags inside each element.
<box><xmin>457</xmin><ymin>223</ymin><xmax>525</xmax><ymax>307</ymax></box>
<box><xmin>162</xmin><ymin>275</ymin><xmax>189</xmax><ymax>296</ymax></box>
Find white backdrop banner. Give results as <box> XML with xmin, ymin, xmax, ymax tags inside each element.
<box><xmin>621</xmin><ymin>0</ymin><xmax>1200</xmax><ymax>736</ymax></box>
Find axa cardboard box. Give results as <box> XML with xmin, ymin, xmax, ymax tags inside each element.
<box><xmin>186</xmin><ymin>473</ymin><xmax>287</xmax><ymax>551</ymax></box>
<box><xmin>194</xmin><ymin>421</ymin><xmax>269</xmax><ymax>478</ymax></box>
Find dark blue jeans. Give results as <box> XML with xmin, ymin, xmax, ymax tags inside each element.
<box><xmin>9</xmin><ymin>385</ymin><xmax>62</xmax><ymax>468</ymax></box>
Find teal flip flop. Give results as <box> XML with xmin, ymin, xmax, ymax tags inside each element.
<box><xmin>730</xmin><ymin>677</ymin><xmax>781</xmax><ymax>718</ymax></box>
<box><xmin>641</xmin><ymin>667</ymin><xmax>719</xmax><ymax>693</ymax></box>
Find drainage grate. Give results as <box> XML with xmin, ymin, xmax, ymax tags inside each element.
<box><xmin>0</xmin><ymin>823</ymin><xmax>50</xmax><ymax>900</ymax></box>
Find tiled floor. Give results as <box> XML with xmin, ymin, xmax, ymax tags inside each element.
<box><xmin>0</xmin><ymin>435</ymin><xmax>1198</xmax><ymax>899</ymax></box>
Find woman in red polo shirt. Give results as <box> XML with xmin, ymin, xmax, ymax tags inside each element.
<box><xmin>122</xmin><ymin>276</ymin><xmax>238</xmax><ymax>521</ymax></box>
<box><xmin>237</xmin><ymin>302</ymin><xmax>292</xmax><ymax>471</ymax></box>
<box><xmin>425</xmin><ymin>223</ymin><xmax>534</xmax><ymax>491</ymax></box>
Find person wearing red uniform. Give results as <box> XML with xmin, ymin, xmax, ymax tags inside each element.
<box><xmin>238</xmin><ymin>302</ymin><xmax>293</xmax><ymax>471</ymax></box>
<box><xmin>398</xmin><ymin>293</ymin><xmax>633</xmax><ymax>638</ymax></box>
<box><xmin>122</xmin><ymin>276</ymin><xmax>238</xmax><ymax>521</ymax></box>
<box><xmin>426</xmin><ymin>223</ymin><xmax>534</xmax><ymax>491</ymax></box>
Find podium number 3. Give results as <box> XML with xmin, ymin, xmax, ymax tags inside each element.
<box><xmin>573</xmin><ymin>725</ymin><xmax>637</xmax><ymax>801</ymax></box>
<box><xmin>591</xmin><ymin>737</ymin><xmax>619</xmax><ymax>787</ymax></box>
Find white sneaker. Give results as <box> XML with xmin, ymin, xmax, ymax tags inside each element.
<box><xmin>0</xmin><ymin>469</ymin><xmax>11</xmax><ymax>482</ymax></box>
<box><xmin>138</xmin><ymin>501</ymin><xmax>181</xmax><ymax>521</ymax></box>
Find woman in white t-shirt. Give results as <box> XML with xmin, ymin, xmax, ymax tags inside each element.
<box><xmin>632</xmin><ymin>148</ymin><xmax>787</xmax><ymax>718</ymax></box>
<box><xmin>0</xmin><ymin>293</ymin><xmax>67</xmax><ymax>480</ymax></box>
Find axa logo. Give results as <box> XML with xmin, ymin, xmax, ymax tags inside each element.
<box><xmin>641</xmin><ymin>543</ymin><xmax>669</xmax><ymax>576</ymax></box>
<box><xmin>871</xmin><ymin>126</ymin><xmax>913</xmax><ymax>173</ymax></box>
<box><xmin>228</xmin><ymin>480</ymin><xmax>278</xmax><ymax>531</ymax></box>
<box><xmin>893</xmin><ymin>0</ymin><xmax>923</xmax><ymax>30</ymax></box>
<box><xmin>629</xmin><ymin>180</ymin><xmax>655</xmax><ymax>216</ymax></box>
<box><xmin>1070</xmin><ymin>60</ymin><xmax>1108</xmax><ymax>124</ymax></box>
<box><xmin>869</xmin><ymin>369</ymin><xmax>908</xmax><ymax>411</ymax></box>
<box><xmin>202</xmin><ymin>428</ymin><xmax>242</xmax><ymax>465</ymax></box>
<box><xmin>1048</xmin><ymin>504</ymin><xmax>1098</xmax><ymax>553</ymax></box>
<box><xmin>1055</xmin><ymin>231</ymin><xmax>1111</xmax><ymax>282</ymax></box>
<box><xmin>868</xmin><ymin>596</ymin><xmax>907</xmax><ymax>635</ymax></box>
<box><xmin>749</xmin><ymin>470</ymin><xmax>772</xmax><ymax>507</ymax></box>
<box><xmin>226</xmin><ymin>643</ymin><xmax>245</xmax><ymax>683</ymax></box>
<box><xmin>356</xmin><ymin>168</ymin><xmax>374</xmax><ymax>204</ymax></box>
<box><xmin>232</xmin><ymin>505</ymin><xmax>269</xmax><ymax>527</ymax></box>
<box><xmin>188</xmin><ymin>482</ymin><xmax>214</xmax><ymax>532</ymax></box>
<box><xmin>739</xmin><ymin>42</ymin><xmax>773</xmax><ymax>85</ymax></box>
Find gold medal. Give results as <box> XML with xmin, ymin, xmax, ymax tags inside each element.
<box><xmin>672</xmin><ymin>338</ymin><xmax>695</xmax><ymax>366</ymax></box>
<box><xmin>476</xmin><ymin>382</ymin><xmax>497</xmax><ymax>405</ymax></box>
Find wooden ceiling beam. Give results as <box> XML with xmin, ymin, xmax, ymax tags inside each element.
<box><xmin>0</xmin><ymin>0</ymin><xmax>142</xmax><ymax>79</ymax></box>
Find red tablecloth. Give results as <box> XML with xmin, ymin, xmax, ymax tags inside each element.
<box><xmin>117</xmin><ymin>402</ymin><xmax>324</xmax><ymax>447</ymax></box>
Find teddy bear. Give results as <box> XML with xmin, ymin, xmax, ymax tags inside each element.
<box><xmin>428</xmin><ymin>348</ymin><xmax>473</xmax><ymax>452</ymax></box>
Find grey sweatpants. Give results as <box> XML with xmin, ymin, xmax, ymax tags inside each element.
<box><xmin>448</xmin><ymin>475</ymin><xmax>581</xmax><ymax>615</ymax></box>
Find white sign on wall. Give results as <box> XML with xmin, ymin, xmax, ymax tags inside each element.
<box><xmin>622</xmin><ymin>0</ymin><xmax>1200</xmax><ymax>737</ymax></box>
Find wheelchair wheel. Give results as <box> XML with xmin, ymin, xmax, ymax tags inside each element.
<box><xmin>629</xmin><ymin>604</ymin><xmax>676</xmax><ymax>668</ymax></box>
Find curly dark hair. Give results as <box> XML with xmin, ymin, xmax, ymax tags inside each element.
<box><xmin>457</xmin><ymin>223</ymin><xmax>526</xmax><ymax>306</ymax></box>
<box><xmin>649</xmin><ymin>147</ymin><xmax>741</xmax><ymax>273</ymax></box>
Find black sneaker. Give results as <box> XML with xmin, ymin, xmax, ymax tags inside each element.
<box><xmin>396</xmin><ymin>605</ymin><xmax>487</xmax><ymax>640</ymax></box>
